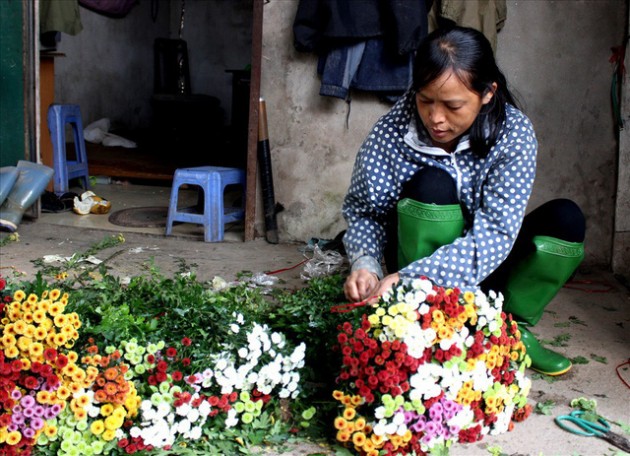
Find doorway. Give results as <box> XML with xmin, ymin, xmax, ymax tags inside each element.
<box><xmin>37</xmin><ymin>0</ymin><xmax>262</xmax><ymax>240</ymax></box>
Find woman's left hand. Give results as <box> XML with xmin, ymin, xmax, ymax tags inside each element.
<box><xmin>372</xmin><ymin>273</ymin><xmax>401</xmax><ymax>301</ymax></box>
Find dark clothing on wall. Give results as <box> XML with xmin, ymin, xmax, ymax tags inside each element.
<box><xmin>294</xmin><ymin>0</ymin><xmax>430</xmax><ymax>100</ymax></box>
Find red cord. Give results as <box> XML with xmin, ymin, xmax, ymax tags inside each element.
<box><xmin>330</xmin><ymin>296</ymin><xmax>378</xmax><ymax>313</ymax></box>
<box><xmin>563</xmin><ymin>279</ymin><xmax>614</xmax><ymax>293</ymax></box>
<box><xmin>265</xmin><ymin>259</ymin><xmax>308</xmax><ymax>275</ymax></box>
<box><xmin>616</xmin><ymin>359</ymin><xmax>630</xmax><ymax>389</ymax></box>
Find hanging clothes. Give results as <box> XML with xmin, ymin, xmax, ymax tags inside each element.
<box><xmin>40</xmin><ymin>0</ymin><xmax>83</xmax><ymax>36</ymax></box>
<box><xmin>293</xmin><ymin>0</ymin><xmax>431</xmax><ymax>102</ymax></box>
<box><xmin>317</xmin><ymin>39</ymin><xmax>413</xmax><ymax>102</ymax></box>
<box><xmin>429</xmin><ymin>0</ymin><xmax>507</xmax><ymax>51</ymax></box>
<box><xmin>79</xmin><ymin>0</ymin><xmax>139</xmax><ymax>18</ymax></box>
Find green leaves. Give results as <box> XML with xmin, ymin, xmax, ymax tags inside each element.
<box><xmin>535</xmin><ymin>399</ymin><xmax>556</xmax><ymax>415</ymax></box>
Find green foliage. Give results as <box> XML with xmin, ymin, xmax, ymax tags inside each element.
<box><xmin>590</xmin><ymin>353</ymin><xmax>608</xmax><ymax>364</ymax></box>
<box><xmin>570</xmin><ymin>356</ymin><xmax>589</xmax><ymax>365</ymax></box>
<box><xmin>534</xmin><ymin>400</ymin><xmax>555</xmax><ymax>415</ymax></box>
<box><xmin>4</xmin><ymin>234</ymin><xmax>352</xmax><ymax>454</ymax></box>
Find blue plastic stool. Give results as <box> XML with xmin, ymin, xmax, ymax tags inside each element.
<box><xmin>47</xmin><ymin>104</ymin><xmax>90</xmax><ymax>195</ymax></box>
<box><xmin>165</xmin><ymin>166</ymin><xmax>246</xmax><ymax>242</ymax></box>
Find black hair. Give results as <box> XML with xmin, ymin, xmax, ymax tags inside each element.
<box><xmin>411</xmin><ymin>26</ymin><xmax>519</xmax><ymax>158</ymax></box>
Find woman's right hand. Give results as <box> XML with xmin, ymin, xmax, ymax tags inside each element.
<box><xmin>343</xmin><ymin>269</ymin><xmax>379</xmax><ymax>302</ymax></box>
<box><xmin>344</xmin><ymin>270</ymin><xmax>403</xmax><ymax>303</ymax></box>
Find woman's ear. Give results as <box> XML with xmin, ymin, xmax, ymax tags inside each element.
<box><xmin>482</xmin><ymin>82</ymin><xmax>498</xmax><ymax>105</ymax></box>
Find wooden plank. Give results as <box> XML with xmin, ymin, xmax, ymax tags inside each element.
<box><xmin>244</xmin><ymin>0</ymin><xmax>263</xmax><ymax>242</ymax></box>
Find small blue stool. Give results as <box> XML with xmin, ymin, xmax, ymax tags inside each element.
<box><xmin>165</xmin><ymin>166</ymin><xmax>246</xmax><ymax>242</ymax></box>
<box><xmin>47</xmin><ymin>104</ymin><xmax>90</xmax><ymax>195</ymax></box>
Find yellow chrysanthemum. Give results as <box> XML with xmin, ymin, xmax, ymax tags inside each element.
<box><xmin>13</xmin><ymin>290</ymin><xmax>26</xmax><ymax>302</ymax></box>
<box><xmin>363</xmin><ymin>440</ymin><xmax>375</xmax><ymax>452</ymax></box>
<box><xmin>32</xmin><ymin>309</ymin><xmax>46</xmax><ymax>324</ymax></box>
<box><xmin>432</xmin><ymin>309</ymin><xmax>445</xmax><ymax>324</ymax></box>
<box><xmin>1</xmin><ymin>333</ymin><xmax>16</xmax><ymax>348</ymax></box>
<box><xmin>334</xmin><ymin>417</ymin><xmax>347</xmax><ymax>430</ymax></box>
<box><xmin>332</xmin><ymin>390</ymin><xmax>344</xmax><ymax>400</ymax></box>
<box><xmin>71</xmin><ymin>369</ymin><xmax>87</xmax><ymax>383</ymax></box>
<box><xmin>100</xmin><ymin>403</ymin><xmax>114</xmax><ymax>416</ymax></box>
<box><xmin>33</xmin><ymin>327</ymin><xmax>47</xmax><ymax>341</ymax></box>
<box><xmin>389</xmin><ymin>435</ymin><xmax>403</xmax><ymax>448</ymax></box>
<box><xmin>28</xmin><ymin>342</ymin><xmax>44</xmax><ymax>358</ymax></box>
<box><xmin>37</xmin><ymin>390</ymin><xmax>51</xmax><ymax>404</ymax></box>
<box><xmin>49</xmin><ymin>289</ymin><xmax>61</xmax><ymax>301</ymax></box>
<box><xmin>13</xmin><ymin>321</ymin><xmax>26</xmax><ymax>335</ymax></box>
<box><xmin>24</xmin><ymin>325</ymin><xmax>36</xmax><ymax>339</ymax></box>
<box><xmin>90</xmin><ymin>420</ymin><xmax>105</xmax><ymax>435</ymax></box>
<box><xmin>4</xmin><ymin>345</ymin><xmax>19</xmax><ymax>359</ymax></box>
<box><xmin>352</xmin><ymin>431</ymin><xmax>367</xmax><ymax>447</ymax></box>
<box><xmin>336</xmin><ymin>430</ymin><xmax>351</xmax><ymax>442</ymax></box>
<box><xmin>350</xmin><ymin>395</ymin><xmax>363</xmax><ymax>406</ymax></box>
<box><xmin>101</xmin><ymin>429</ymin><xmax>116</xmax><ymax>441</ymax></box>
<box><xmin>104</xmin><ymin>415</ymin><xmax>123</xmax><ymax>431</ymax></box>
<box><xmin>6</xmin><ymin>430</ymin><xmax>22</xmax><ymax>445</ymax></box>
<box><xmin>343</xmin><ymin>408</ymin><xmax>356</xmax><ymax>421</ymax></box>
<box><xmin>16</xmin><ymin>336</ymin><xmax>32</xmax><ymax>352</ymax></box>
<box><xmin>68</xmin><ymin>382</ymin><xmax>81</xmax><ymax>394</ymax></box>
<box><xmin>76</xmin><ymin>394</ymin><xmax>90</xmax><ymax>408</ymax></box>
<box><xmin>371</xmin><ymin>434</ymin><xmax>385</xmax><ymax>445</ymax></box>
<box><xmin>47</xmin><ymin>303</ymin><xmax>62</xmax><ymax>317</ymax></box>
<box><xmin>53</xmin><ymin>314</ymin><xmax>68</xmax><ymax>328</ymax></box>
<box><xmin>56</xmin><ymin>386</ymin><xmax>71</xmax><ymax>401</ymax></box>
<box><xmin>354</xmin><ymin>417</ymin><xmax>366</xmax><ymax>430</ymax></box>
<box><xmin>44</xmin><ymin>424</ymin><xmax>57</xmax><ymax>438</ymax></box>
<box><xmin>53</xmin><ymin>333</ymin><xmax>67</xmax><ymax>346</ymax></box>
<box><xmin>112</xmin><ymin>406</ymin><xmax>126</xmax><ymax>421</ymax></box>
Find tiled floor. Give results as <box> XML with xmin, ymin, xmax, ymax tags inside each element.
<box><xmin>39</xmin><ymin>182</ymin><xmax>245</xmax><ymax>241</ymax></box>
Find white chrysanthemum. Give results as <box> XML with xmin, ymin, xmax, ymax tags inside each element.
<box><xmin>188</xmin><ymin>426</ymin><xmax>202</xmax><ymax>440</ymax></box>
<box><xmin>225</xmin><ymin>409</ymin><xmax>238</xmax><ymax>428</ymax></box>
<box><xmin>446</xmin><ymin>406</ymin><xmax>475</xmax><ymax>429</ymax></box>
<box><xmin>198</xmin><ymin>400</ymin><xmax>211</xmax><ymax>417</ymax></box>
<box><xmin>490</xmin><ymin>404</ymin><xmax>514</xmax><ymax>435</ymax></box>
<box><xmin>176</xmin><ymin>402</ymin><xmax>191</xmax><ymax>417</ymax></box>
<box><xmin>177</xmin><ymin>418</ymin><xmax>191</xmax><ymax>435</ymax></box>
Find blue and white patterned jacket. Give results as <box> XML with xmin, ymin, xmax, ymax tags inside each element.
<box><xmin>342</xmin><ymin>90</ymin><xmax>537</xmax><ymax>290</ymax></box>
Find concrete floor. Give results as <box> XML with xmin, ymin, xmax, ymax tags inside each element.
<box><xmin>1</xmin><ymin>182</ymin><xmax>629</xmax><ymax>456</ymax></box>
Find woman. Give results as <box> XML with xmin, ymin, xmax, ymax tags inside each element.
<box><xmin>342</xmin><ymin>26</ymin><xmax>585</xmax><ymax>376</ymax></box>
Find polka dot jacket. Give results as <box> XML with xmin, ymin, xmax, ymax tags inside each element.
<box><xmin>342</xmin><ymin>90</ymin><xmax>537</xmax><ymax>290</ymax></box>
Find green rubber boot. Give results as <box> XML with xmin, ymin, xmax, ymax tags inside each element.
<box><xmin>397</xmin><ymin>199</ymin><xmax>465</xmax><ymax>269</ymax></box>
<box><xmin>502</xmin><ymin>235</ymin><xmax>585</xmax><ymax>375</ymax></box>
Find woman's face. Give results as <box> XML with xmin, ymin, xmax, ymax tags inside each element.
<box><xmin>415</xmin><ymin>70</ymin><xmax>496</xmax><ymax>152</ymax></box>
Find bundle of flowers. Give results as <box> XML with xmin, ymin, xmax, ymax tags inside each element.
<box><xmin>0</xmin><ymin>287</ymin><xmax>310</xmax><ymax>455</ymax></box>
<box><xmin>0</xmin><ymin>289</ymin><xmax>140</xmax><ymax>455</ymax></box>
<box><xmin>332</xmin><ymin>278</ymin><xmax>533</xmax><ymax>455</ymax></box>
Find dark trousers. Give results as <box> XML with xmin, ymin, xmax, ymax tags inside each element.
<box><xmin>384</xmin><ymin>167</ymin><xmax>586</xmax><ymax>291</ymax></box>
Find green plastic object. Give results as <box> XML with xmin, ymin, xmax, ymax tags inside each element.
<box><xmin>518</xmin><ymin>325</ymin><xmax>572</xmax><ymax>376</ymax></box>
<box><xmin>502</xmin><ymin>236</ymin><xmax>584</xmax><ymax>326</ymax></box>
<box><xmin>397</xmin><ymin>198</ymin><xmax>465</xmax><ymax>269</ymax></box>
